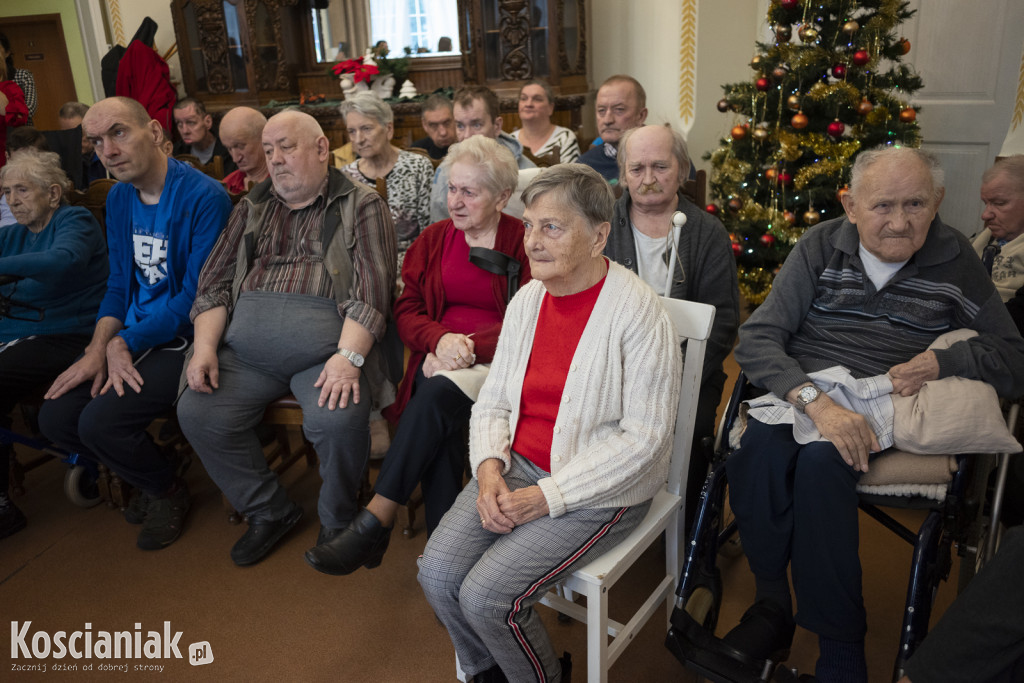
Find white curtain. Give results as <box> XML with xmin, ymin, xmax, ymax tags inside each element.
<box><xmin>368</xmin><ymin>0</ymin><xmax>460</xmax><ymax>55</ymax></box>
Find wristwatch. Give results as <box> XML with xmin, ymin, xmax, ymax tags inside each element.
<box><xmin>335</xmin><ymin>347</ymin><xmax>365</xmax><ymax>368</ymax></box>
<box><xmin>795</xmin><ymin>384</ymin><xmax>821</xmax><ymax>411</ymax></box>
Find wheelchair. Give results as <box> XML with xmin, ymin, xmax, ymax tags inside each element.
<box><xmin>666</xmin><ymin>373</ymin><xmax>1018</xmax><ymax>682</ymax></box>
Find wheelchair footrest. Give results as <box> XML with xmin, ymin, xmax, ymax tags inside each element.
<box><xmin>667</xmin><ymin>606</ymin><xmax>789</xmax><ymax>683</ymax></box>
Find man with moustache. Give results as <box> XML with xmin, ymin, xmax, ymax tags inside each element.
<box><xmin>409</xmin><ymin>93</ymin><xmax>456</xmax><ymax>161</ymax></box>
<box><xmin>604</xmin><ymin>123</ymin><xmax>738</xmax><ymax>532</ymax></box>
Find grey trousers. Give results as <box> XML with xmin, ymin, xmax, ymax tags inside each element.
<box><xmin>177</xmin><ymin>293</ymin><xmax>371</xmax><ymax>528</ymax></box>
<box><xmin>418</xmin><ymin>453</ymin><xmax>649</xmax><ymax>682</ymax></box>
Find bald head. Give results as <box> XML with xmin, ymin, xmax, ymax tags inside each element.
<box><xmin>262</xmin><ymin>110</ymin><xmax>330</xmax><ymax>208</ymax></box>
<box><xmin>220</xmin><ymin>107</ymin><xmax>269</xmax><ymax>181</ymax></box>
<box><xmin>82</xmin><ymin>97</ymin><xmax>166</xmax><ymax>192</ymax></box>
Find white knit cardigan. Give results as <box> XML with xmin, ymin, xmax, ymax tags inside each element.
<box><xmin>469</xmin><ymin>260</ymin><xmax>682</xmax><ymax>518</ymax></box>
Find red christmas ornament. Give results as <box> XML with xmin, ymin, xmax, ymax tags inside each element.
<box><xmin>731</xmin><ymin>242</ymin><xmax>742</xmax><ymax>256</ymax></box>
<box><xmin>775</xmin><ymin>25</ymin><xmax>792</xmax><ymax>43</ymax></box>
<box><xmin>778</xmin><ymin>171</ymin><xmax>793</xmax><ymax>186</ymax></box>
<box><xmin>760</xmin><ymin>234</ymin><xmax>776</xmax><ymax>246</ymax></box>
<box><xmin>856</xmin><ymin>97</ymin><xmax>874</xmax><ymax>116</ymax></box>
<box><xmin>731</xmin><ymin>125</ymin><xmax>748</xmax><ymax>140</ymax></box>
<box><xmin>852</xmin><ymin>50</ymin><xmax>870</xmax><ymax>66</ymax></box>
<box><xmin>831</xmin><ymin>63</ymin><xmax>847</xmax><ymax>79</ymax></box>
<box><xmin>705</xmin><ymin>204</ymin><xmax>719</xmax><ymax>215</ymax></box>
<box><xmin>782</xmin><ymin>210</ymin><xmax>797</xmax><ymax>225</ymax></box>
<box><xmin>827</xmin><ymin>119</ymin><xmax>846</xmax><ymax>138</ymax></box>
<box><xmin>898</xmin><ymin>37</ymin><xmax>911</xmax><ymax>55</ymax></box>
<box><xmin>899</xmin><ymin>107</ymin><xmax>917</xmax><ymax>123</ymax></box>
<box><xmin>790</xmin><ymin>112</ymin><xmax>809</xmax><ymax>129</ymax></box>
<box><xmin>756</xmin><ymin>77</ymin><xmax>771</xmax><ymax>91</ymax></box>
<box><xmin>728</xmin><ymin>197</ymin><xmax>743</xmax><ymax>212</ymax></box>
<box><xmin>780</xmin><ymin>0</ymin><xmax>798</xmax><ymax>9</ymax></box>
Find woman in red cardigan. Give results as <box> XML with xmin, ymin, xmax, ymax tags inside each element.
<box><xmin>0</xmin><ymin>59</ymin><xmax>28</xmax><ymax>169</ymax></box>
<box><xmin>305</xmin><ymin>135</ymin><xmax>531</xmax><ymax>575</ymax></box>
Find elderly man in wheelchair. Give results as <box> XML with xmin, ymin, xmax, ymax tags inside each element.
<box><xmin>688</xmin><ymin>147</ymin><xmax>1024</xmax><ymax>683</ymax></box>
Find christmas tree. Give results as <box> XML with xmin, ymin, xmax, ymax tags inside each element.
<box><xmin>706</xmin><ymin>0</ymin><xmax>923</xmax><ymax>304</ymax></box>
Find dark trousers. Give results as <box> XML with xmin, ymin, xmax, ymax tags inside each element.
<box><xmin>37</xmin><ymin>342</ymin><xmax>187</xmax><ymax>496</ymax></box>
<box><xmin>726</xmin><ymin>418</ymin><xmax>866</xmax><ymax>641</ymax></box>
<box><xmin>904</xmin><ymin>525</ymin><xmax>1024</xmax><ymax>683</ymax></box>
<box><xmin>0</xmin><ymin>334</ymin><xmax>91</xmax><ymax>492</ymax></box>
<box><xmin>374</xmin><ymin>363</ymin><xmax>474</xmax><ymax>533</ymax></box>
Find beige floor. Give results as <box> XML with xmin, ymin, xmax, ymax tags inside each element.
<box><xmin>2</xmin><ymin>362</ymin><xmax>962</xmax><ymax>682</ymax></box>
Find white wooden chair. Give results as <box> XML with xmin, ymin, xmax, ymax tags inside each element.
<box><xmin>536</xmin><ymin>296</ymin><xmax>715</xmax><ymax>682</ymax></box>
<box><xmin>454</xmin><ymin>296</ymin><xmax>714</xmax><ymax>683</ymax></box>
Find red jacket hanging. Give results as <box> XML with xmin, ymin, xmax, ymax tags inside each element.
<box><xmin>0</xmin><ymin>80</ymin><xmax>29</xmax><ymax>168</ymax></box>
<box><xmin>115</xmin><ymin>40</ymin><xmax>177</xmax><ymax>132</ymax></box>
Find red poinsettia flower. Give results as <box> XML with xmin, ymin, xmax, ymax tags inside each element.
<box><xmin>332</xmin><ymin>57</ymin><xmax>379</xmax><ymax>84</ymax></box>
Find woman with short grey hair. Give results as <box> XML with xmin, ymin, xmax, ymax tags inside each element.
<box><xmin>0</xmin><ymin>148</ymin><xmax>108</xmax><ymax>538</ymax></box>
<box><xmin>305</xmin><ymin>134</ymin><xmax>532</xmax><ymax>575</ymax></box>
<box><xmin>338</xmin><ymin>92</ymin><xmax>432</xmax><ymax>261</ymax></box>
<box><xmin>417</xmin><ymin>163</ymin><xmax>682</xmax><ymax>682</ymax></box>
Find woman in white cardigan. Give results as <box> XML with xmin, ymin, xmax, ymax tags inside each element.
<box><xmin>418</xmin><ymin>164</ymin><xmax>682</xmax><ymax>683</ymax></box>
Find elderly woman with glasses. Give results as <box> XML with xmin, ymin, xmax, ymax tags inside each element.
<box><xmin>305</xmin><ymin>134</ymin><xmax>532</xmax><ymax>575</ymax></box>
<box><xmin>338</xmin><ymin>93</ymin><xmax>433</xmax><ymax>266</ymax></box>
<box><xmin>417</xmin><ymin>164</ymin><xmax>682</xmax><ymax>683</ymax></box>
<box><xmin>0</xmin><ymin>148</ymin><xmax>107</xmax><ymax>538</ymax></box>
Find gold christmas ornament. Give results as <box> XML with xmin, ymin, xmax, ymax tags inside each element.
<box><xmin>786</xmin><ymin>94</ymin><xmax>802</xmax><ymax>111</ymax></box>
<box><xmin>842</xmin><ymin>20</ymin><xmax>860</xmax><ymax>35</ymax></box>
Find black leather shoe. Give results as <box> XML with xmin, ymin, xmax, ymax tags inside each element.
<box><xmin>316</xmin><ymin>524</ymin><xmax>345</xmax><ymax>546</ymax></box>
<box><xmin>722</xmin><ymin>600</ymin><xmax>796</xmax><ymax>662</ymax></box>
<box><xmin>230</xmin><ymin>505</ymin><xmax>303</xmax><ymax>567</ymax></box>
<box><xmin>470</xmin><ymin>664</ymin><xmax>508</xmax><ymax>683</ymax></box>
<box><xmin>558</xmin><ymin>651</ymin><xmax>572</xmax><ymax>682</ymax></box>
<box><xmin>304</xmin><ymin>508</ymin><xmax>392</xmax><ymax>575</ymax></box>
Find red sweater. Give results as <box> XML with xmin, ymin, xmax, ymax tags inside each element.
<box><xmin>382</xmin><ymin>213</ymin><xmax>531</xmax><ymax>422</ymax></box>
<box><xmin>0</xmin><ymin>81</ymin><xmax>28</xmax><ymax>169</ymax></box>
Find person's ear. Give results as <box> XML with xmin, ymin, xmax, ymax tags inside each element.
<box><xmin>840</xmin><ymin>190</ymin><xmax>857</xmax><ymax>223</ymax></box>
<box><xmin>48</xmin><ymin>184</ymin><xmax>61</xmax><ymax>207</ymax></box>
<box><xmin>494</xmin><ymin>116</ymin><xmax>503</xmax><ymax>132</ymax></box>
<box><xmin>316</xmin><ymin>135</ymin><xmax>330</xmax><ymax>161</ymax></box>
<box><xmin>592</xmin><ymin>221</ymin><xmax>611</xmax><ymax>256</ymax></box>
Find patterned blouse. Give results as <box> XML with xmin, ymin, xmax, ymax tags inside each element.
<box><xmin>341</xmin><ymin>149</ymin><xmax>433</xmax><ymax>254</ymax></box>
<box><xmin>512</xmin><ymin>125</ymin><xmax>581</xmax><ymax>164</ymax></box>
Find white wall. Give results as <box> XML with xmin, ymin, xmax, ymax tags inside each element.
<box><xmin>76</xmin><ymin>0</ymin><xmax>184</xmax><ymax>100</ymax></box>
<box><xmin>588</xmin><ymin>0</ymin><xmax>768</xmax><ymax>175</ymax></box>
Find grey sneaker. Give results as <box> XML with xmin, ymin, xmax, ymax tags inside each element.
<box><xmin>137</xmin><ymin>483</ymin><xmax>190</xmax><ymax>550</ymax></box>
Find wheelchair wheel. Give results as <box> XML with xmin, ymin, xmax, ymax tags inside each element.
<box><xmin>64</xmin><ymin>465</ymin><xmax>101</xmax><ymax>508</ymax></box>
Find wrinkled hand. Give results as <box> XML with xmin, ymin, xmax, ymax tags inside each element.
<box><xmin>45</xmin><ymin>349</ymin><xmax>107</xmax><ymax>399</ymax></box>
<box><xmin>314</xmin><ymin>354</ymin><xmax>361</xmax><ymax>410</ymax></box>
<box><xmin>497</xmin><ymin>485</ymin><xmax>549</xmax><ymax>526</ymax></box>
<box><xmin>435</xmin><ymin>333</ymin><xmax>476</xmax><ymax>371</ymax></box>
<box><xmin>476</xmin><ymin>458</ymin><xmax>514</xmax><ymax>533</ymax></box>
<box><xmin>100</xmin><ymin>336</ymin><xmax>143</xmax><ymax>397</ymax></box>
<box><xmin>807</xmin><ymin>398</ymin><xmax>880</xmax><ymax>473</ymax></box>
<box><xmin>889</xmin><ymin>350</ymin><xmax>939</xmax><ymax>397</ymax></box>
<box><xmin>421</xmin><ymin>352</ymin><xmax>445</xmax><ymax>379</ymax></box>
<box><xmin>186</xmin><ymin>348</ymin><xmax>220</xmax><ymax>394</ymax></box>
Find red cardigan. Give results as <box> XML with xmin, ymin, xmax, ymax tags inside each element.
<box><xmin>383</xmin><ymin>213</ymin><xmax>531</xmax><ymax>423</ymax></box>
<box><xmin>0</xmin><ymin>81</ymin><xmax>28</xmax><ymax>169</ymax></box>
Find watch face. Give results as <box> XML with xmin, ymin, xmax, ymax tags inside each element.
<box><xmin>799</xmin><ymin>386</ymin><xmax>818</xmax><ymax>404</ymax></box>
